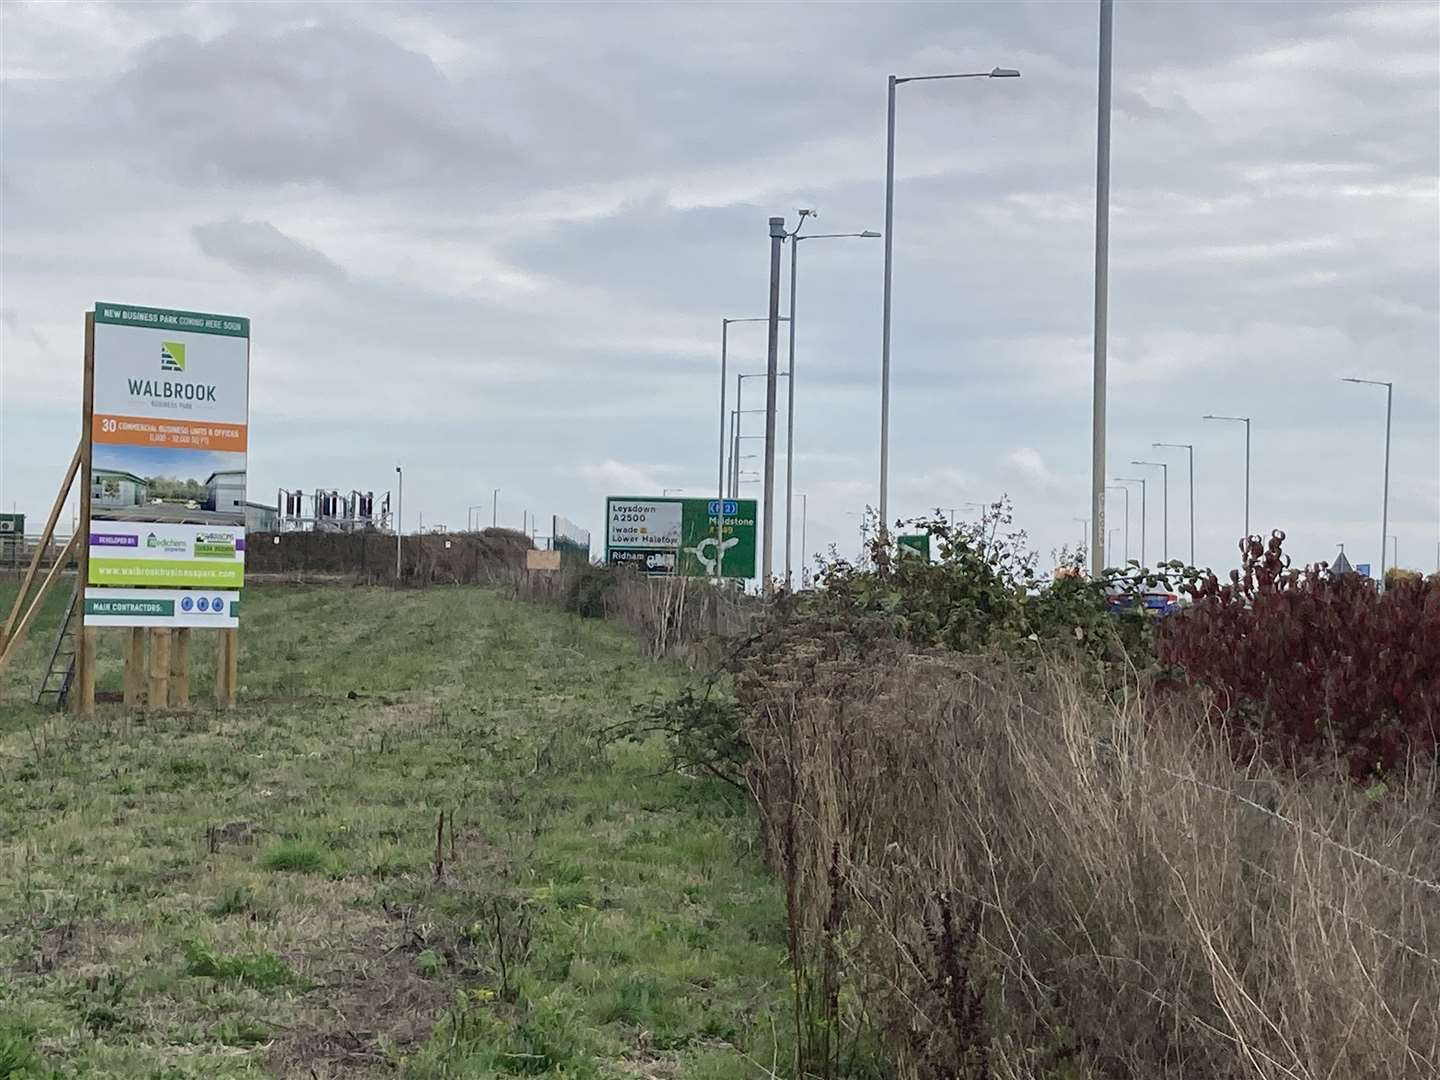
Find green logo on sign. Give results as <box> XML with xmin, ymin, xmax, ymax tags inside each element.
<box><xmin>160</xmin><ymin>341</ymin><xmax>186</xmax><ymax>372</ymax></box>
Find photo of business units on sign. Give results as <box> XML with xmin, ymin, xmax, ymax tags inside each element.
<box><xmin>90</xmin><ymin>443</ymin><xmax>246</xmax><ymax>525</ymax></box>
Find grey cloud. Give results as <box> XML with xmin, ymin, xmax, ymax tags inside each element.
<box><xmin>102</xmin><ymin>18</ymin><xmax>516</xmax><ymax>191</ymax></box>
<box><xmin>1</xmin><ymin>1</ymin><xmax>1434</xmax><ymax>577</ymax></box>
<box><xmin>193</xmin><ymin>219</ymin><xmax>346</xmax><ymax>281</ymax></box>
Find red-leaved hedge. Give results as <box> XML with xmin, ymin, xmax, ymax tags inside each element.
<box><xmin>1158</xmin><ymin>532</ymin><xmax>1440</xmax><ymax>778</ymax></box>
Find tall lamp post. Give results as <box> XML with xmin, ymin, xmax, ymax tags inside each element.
<box><xmin>1202</xmin><ymin>414</ymin><xmax>1250</xmax><ymax>541</ymax></box>
<box><xmin>733</xmin><ymin>376</ymin><xmax>785</xmax><ymax>497</ymax></box>
<box><xmin>785</xmin><ymin>213</ymin><xmax>880</xmax><ymax>588</ymax></box>
<box><xmin>730</xmin><ymin>414</ymin><xmax>766</xmax><ymax>496</ymax></box>
<box><xmin>394</xmin><ymin>464</ymin><xmax>403</xmax><ymax>579</ymax></box>
<box><xmin>880</xmin><ymin>65</ymin><xmax>1020</xmax><ymax>540</ymax></box>
<box><xmin>1153</xmin><ymin>442</ymin><xmax>1194</xmax><ymax>565</ymax></box>
<box><xmin>1091</xmin><ymin>0</ymin><xmax>1115</xmax><ymax>577</ymax></box>
<box><xmin>1131</xmin><ymin>460</ymin><xmax>1168</xmax><ymax>563</ymax></box>
<box><xmin>1114</xmin><ymin>477</ymin><xmax>1146</xmax><ymax>567</ymax></box>
<box><xmin>1106</xmin><ymin>484</ymin><xmax>1129</xmax><ymax>564</ymax></box>
<box><xmin>1341</xmin><ymin>377</ymin><xmax>1393</xmax><ymax>590</ymax></box>
<box><xmin>491</xmin><ymin>488</ymin><xmax>499</xmax><ymax>528</ymax></box>
<box><xmin>762</xmin><ymin>216</ymin><xmax>786</xmax><ymax>592</ymax></box>
<box><xmin>1073</xmin><ymin>517</ymin><xmax>1089</xmax><ymax>551</ymax></box>
<box><xmin>718</xmin><ymin>317</ymin><xmax>784</xmax><ymax>581</ymax></box>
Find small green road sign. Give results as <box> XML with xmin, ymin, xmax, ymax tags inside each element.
<box><xmin>897</xmin><ymin>533</ymin><xmax>930</xmax><ymax>561</ymax></box>
<box><xmin>605</xmin><ymin>496</ymin><xmax>758</xmax><ymax>578</ymax></box>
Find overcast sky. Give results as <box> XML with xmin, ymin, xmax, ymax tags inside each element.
<box><xmin>3</xmin><ymin>1</ymin><xmax>1437</xmax><ymax>577</ymax></box>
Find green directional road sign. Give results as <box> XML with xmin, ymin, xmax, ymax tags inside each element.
<box><xmin>897</xmin><ymin>533</ymin><xmax>930</xmax><ymax>562</ymax></box>
<box><xmin>605</xmin><ymin>496</ymin><xmax>757</xmax><ymax>578</ymax></box>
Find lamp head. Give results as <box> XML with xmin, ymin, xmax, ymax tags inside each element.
<box><xmin>990</xmin><ymin>67</ymin><xmax>1021</xmax><ymax>78</ymax></box>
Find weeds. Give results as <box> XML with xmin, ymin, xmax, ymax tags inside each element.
<box><xmin>259</xmin><ymin>840</ymin><xmax>333</xmax><ymax>875</ymax></box>
<box><xmin>741</xmin><ymin>644</ymin><xmax>1440</xmax><ymax>1078</ymax></box>
<box><xmin>183</xmin><ymin>940</ymin><xmax>301</xmax><ymax>989</ymax></box>
<box><xmin>206</xmin><ymin>884</ymin><xmax>255</xmax><ymax>918</ymax></box>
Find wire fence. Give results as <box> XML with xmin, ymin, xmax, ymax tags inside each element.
<box><xmin>1</xmin><ymin>533</ymin><xmax>76</xmax><ymax>577</ymax></box>
<box><xmin>245</xmin><ymin>529</ymin><xmax>536</xmax><ymax>583</ymax></box>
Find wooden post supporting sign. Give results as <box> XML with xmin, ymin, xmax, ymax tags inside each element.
<box><xmin>147</xmin><ymin>628</ymin><xmax>171</xmax><ymax>710</ymax></box>
<box><xmin>73</xmin><ymin>312</ymin><xmax>97</xmax><ymax>715</ymax></box>
<box><xmin>169</xmin><ymin>628</ymin><xmax>190</xmax><ymax>709</ymax></box>
<box><xmin>214</xmin><ymin>630</ymin><xmax>237</xmax><ymax>708</ymax></box>
<box><xmin>123</xmin><ymin>628</ymin><xmax>145</xmax><ymax>707</ymax></box>
<box><xmin>224</xmin><ymin>628</ymin><xmax>238</xmax><ymax>708</ymax></box>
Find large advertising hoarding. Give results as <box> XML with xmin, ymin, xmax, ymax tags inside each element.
<box><xmin>86</xmin><ymin>302</ymin><xmax>250</xmax><ymax>625</ymax></box>
<box><xmin>605</xmin><ymin>496</ymin><xmax>757</xmax><ymax>578</ymax></box>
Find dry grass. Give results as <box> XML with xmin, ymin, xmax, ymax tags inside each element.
<box><xmin>740</xmin><ymin>643</ymin><xmax>1440</xmax><ymax>1079</ymax></box>
<box><xmin>513</xmin><ymin>564</ymin><xmax>756</xmax><ymax>664</ymax></box>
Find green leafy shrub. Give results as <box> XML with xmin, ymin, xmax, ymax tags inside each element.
<box><xmin>0</xmin><ymin>1022</ymin><xmax>52</xmax><ymax>1079</ymax></box>
<box><xmin>780</xmin><ymin>500</ymin><xmax>1160</xmax><ymax>670</ymax></box>
<box><xmin>564</xmin><ymin>563</ymin><xmax>615</xmax><ymax>619</ymax></box>
<box><xmin>611</xmin><ymin>682</ymin><xmax>747</xmax><ymax>791</ymax></box>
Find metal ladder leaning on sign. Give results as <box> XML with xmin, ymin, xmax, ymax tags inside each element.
<box><xmin>34</xmin><ymin>579</ymin><xmax>80</xmax><ymax>709</ymax></box>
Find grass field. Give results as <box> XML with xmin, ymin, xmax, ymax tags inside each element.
<box><xmin>0</xmin><ymin>583</ymin><xmax>790</xmax><ymax>1078</ymax></box>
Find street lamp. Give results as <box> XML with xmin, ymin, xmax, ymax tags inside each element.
<box><xmin>940</xmin><ymin>502</ymin><xmax>983</xmax><ymax>527</ymax></box>
<box><xmin>734</xmin><ymin>373</ymin><xmax>786</xmax><ymax>499</ymax></box>
<box><xmin>1131</xmin><ymin>460</ymin><xmax>1168</xmax><ymax>564</ymax></box>
<box><xmin>1153</xmin><ymin>442</ymin><xmax>1194</xmax><ymax>565</ymax></box>
<box><xmin>879</xmin><ymin>65</ymin><xmax>1020</xmax><ymax>539</ymax></box>
<box><xmin>394</xmin><ymin>464</ymin><xmax>403</xmax><ymax>579</ymax></box>
<box><xmin>1091</xmin><ymin>0</ymin><xmax>1115</xmax><ymax>578</ymax></box>
<box><xmin>1106</xmin><ymin>485</ymin><xmax>1129</xmax><ymax>564</ymax></box>
<box><xmin>1114</xmin><ymin>477</ymin><xmax>1147</xmax><ymax>567</ymax></box>
<box><xmin>1341</xmin><ymin>377</ymin><xmax>1394</xmax><ymax>589</ymax></box>
<box><xmin>492</xmin><ymin>488</ymin><xmax>499</xmax><ymax>529</ymax></box>
<box><xmin>729</xmin><ymin>411</ymin><xmax>767</xmax><ymax>496</ymax></box>
<box><xmin>1202</xmin><ymin>414</ymin><xmax>1251</xmax><ymax>541</ymax></box>
<box><xmin>1073</xmin><ymin>517</ymin><xmax>1089</xmax><ymax>550</ymax></box>
<box><xmin>785</xmin><ymin>210</ymin><xmax>880</xmax><ymax>589</ymax></box>
<box><xmin>718</xmin><ymin>316</ymin><xmax>787</xmax><ymax>581</ymax></box>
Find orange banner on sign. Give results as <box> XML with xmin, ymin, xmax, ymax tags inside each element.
<box><xmin>93</xmin><ymin>413</ymin><xmax>248</xmax><ymax>451</ymax></box>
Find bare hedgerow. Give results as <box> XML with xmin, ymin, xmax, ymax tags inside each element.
<box><xmin>739</xmin><ymin>636</ymin><xmax>1440</xmax><ymax>1080</ymax></box>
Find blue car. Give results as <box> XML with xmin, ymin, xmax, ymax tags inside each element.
<box><xmin>1105</xmin><ymin>589</ymin><xmax>1181</xmax><ymax>617</ymax></box>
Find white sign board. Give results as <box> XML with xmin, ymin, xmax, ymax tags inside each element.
<box><xmin>84</xmin><ymin>588</ymin><xmax>240</xmax><ymax>628</ymax></box>
<box><xmin>607</xmin><ymin>500</ymin><xmax>683</xmax><ymax>550</ymax></box>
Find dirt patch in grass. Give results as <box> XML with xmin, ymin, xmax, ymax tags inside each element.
<box><xmin>265</xmin><ymin>947</ymin><xmax>450</xmax><ymax>1078</ymax></box>
<box><xmin>6</xmin><ymin>917</ymin><xmax>143</xmax><ymax>976</ymax></box>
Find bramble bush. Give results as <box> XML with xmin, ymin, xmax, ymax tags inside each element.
<box><xmin>799</xmin><ymin>500</ymin><xmax>1164</xmax><ymax>668</ymax></box>
<box><xmin>1159</xmin><ymin>530</ymin><xmax>1440</xmax><ymax>778</ymax></box>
